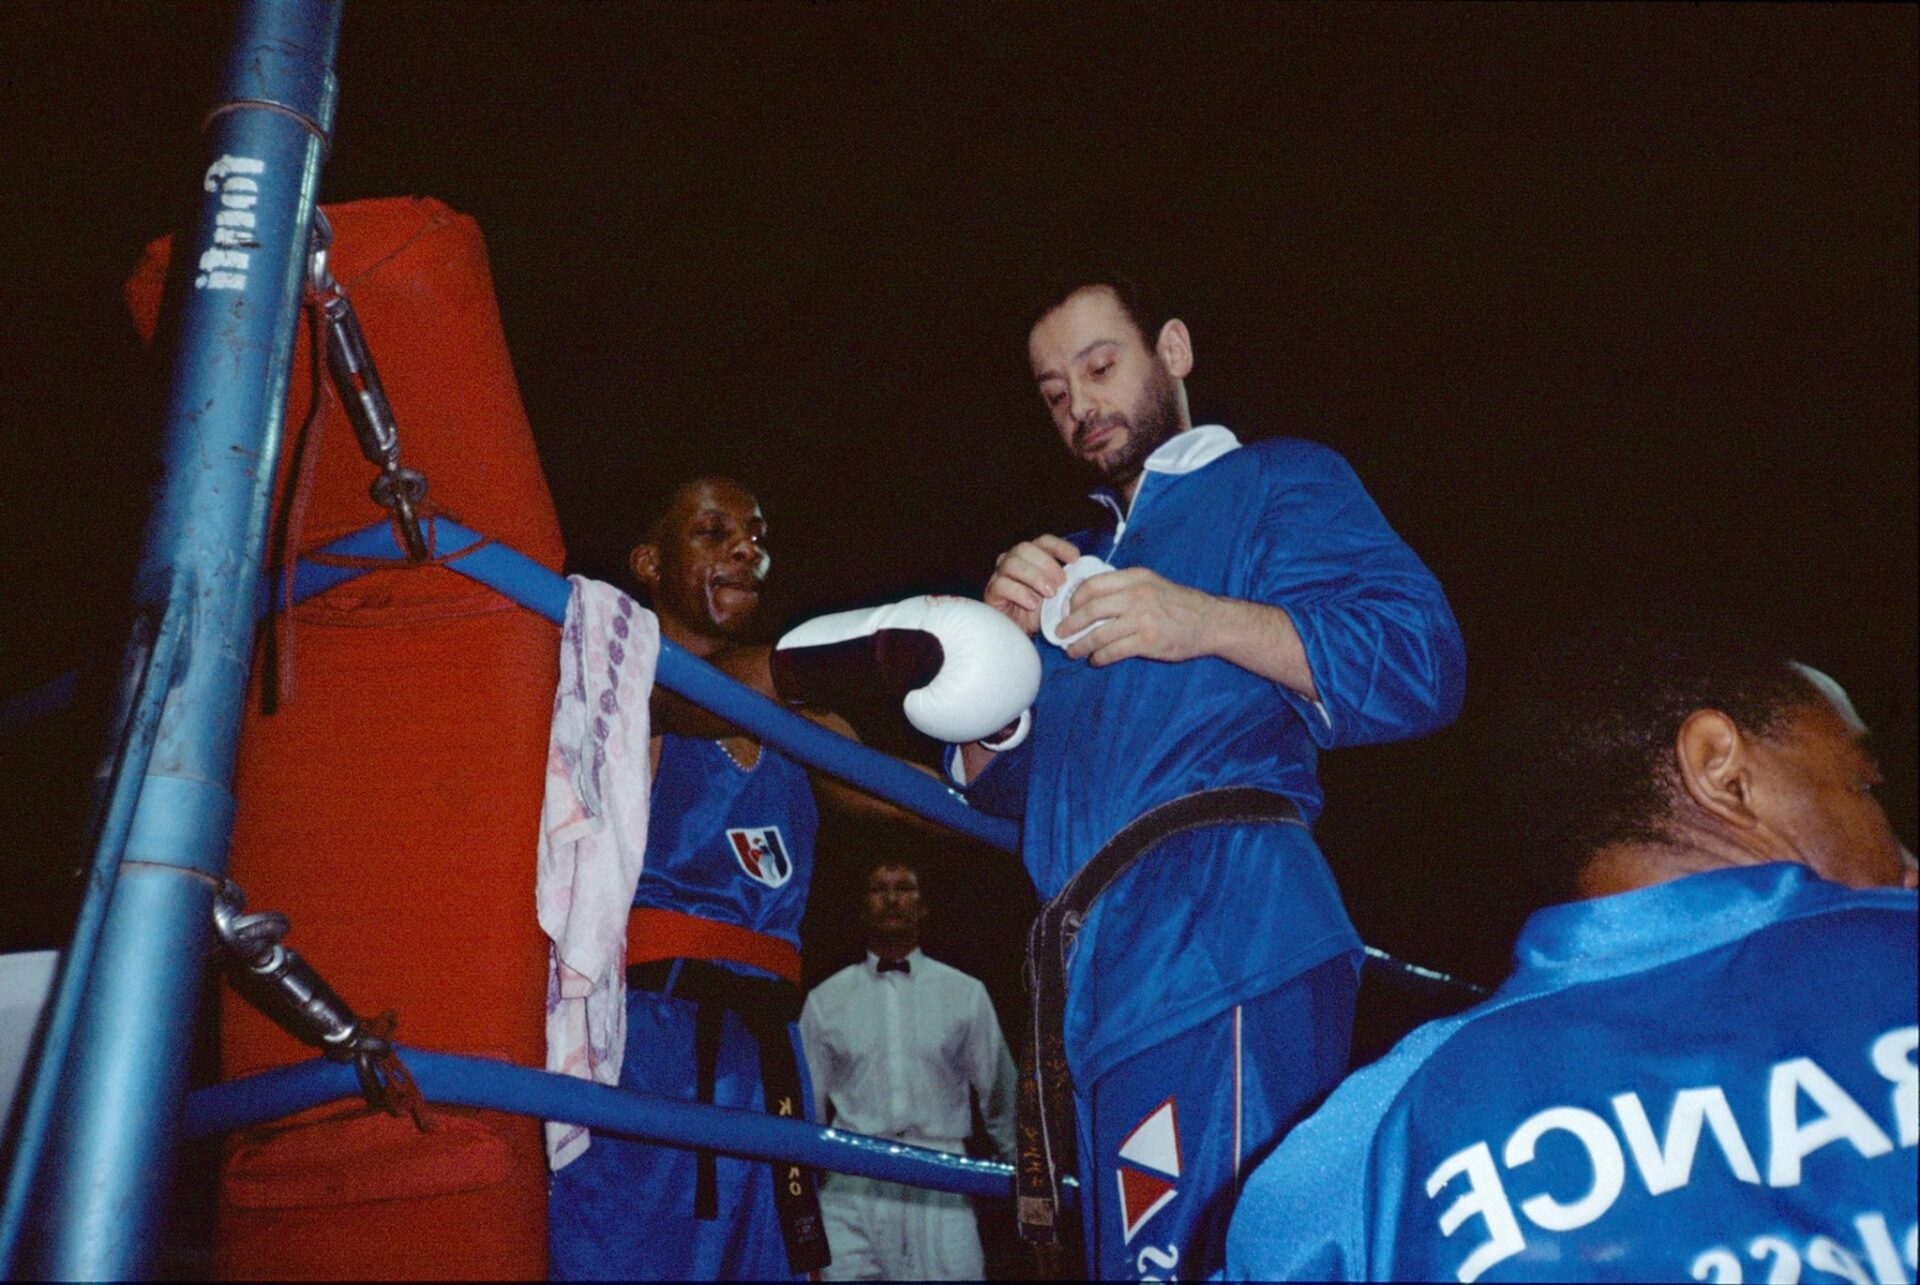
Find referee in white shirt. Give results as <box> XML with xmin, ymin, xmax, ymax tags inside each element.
<box><xmin>800</xmin><ymin>860</ymin><xmax>1019</xmax><ymax>1280</ymax></box>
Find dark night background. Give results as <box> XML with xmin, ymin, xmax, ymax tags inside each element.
<box><xmin>1</xmin><ymin>0</ymin><xmax>1914</xmax><ymax>1091</ymax></box>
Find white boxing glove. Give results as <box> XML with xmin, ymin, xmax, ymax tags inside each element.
<box><xmin>772</xmin><ymin>595</ymin><xmax>1041</xmax><ymax>746</ymax></box>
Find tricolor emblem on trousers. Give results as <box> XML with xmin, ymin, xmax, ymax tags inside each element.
<box><xmin>1117</xmin><ymin>1096</ymin><xmax>1182</xmax><ymax>1243</ymax></box>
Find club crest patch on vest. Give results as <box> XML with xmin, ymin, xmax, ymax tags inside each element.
<box><xmin>728</xmin><ymin>826</ymin><xmax>794</xmax><ymax>889</ymax></box>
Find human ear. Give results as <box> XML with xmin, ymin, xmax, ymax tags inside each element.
<box><xmin>1675</xmin><ymin>709</ymin><xmax>1759</xmax><ymax>829</ymax></box>
<box><xmin>1156</xmin><ymin>318</ymin><xmax>1194</xmax><ymax>380</ymax></box>
<box><xmin>628</xmin><ymin>543</ymin><xmax>659</xmax><ymax>589</ymax></box>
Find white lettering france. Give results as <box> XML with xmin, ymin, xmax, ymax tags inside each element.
<box><xmin>1503</xmin><ymin>1106</ymin><xmax>1626</xmax><ymax>1232</ymax></box>
<box><xmin>1426</xmin><ymin>1142</ymin><xmax>1526</xmax><ymax>1284</ymax></box>
<box><xmin>1612</xmin><ymin>1086</ymin><xmax>1761</xmax><ymax>1194</ymax></box>
<box><xmin>1767</xmin><ymin>1057</ymin><xmax>1893</xmax><ymax>1187</ymax></box>
<box><xmin>1425</xmin><ymin>1025</ymin><xmax>1917</xmax><ymax>1283</ymax></box>
<box><xmin>1870</xmin><ymin>1027</ymin><xmax>1918</xmax><ymax>1148</ymax></box>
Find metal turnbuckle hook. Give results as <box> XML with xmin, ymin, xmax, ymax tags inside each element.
<box><xmin>211</xmin><ymin>880</ymin><xmax>431</xmax><ymax>1127</ymax></box>
<box><xmin>305</xmin><ymin>211</ymin><xmax>432</xmax><ymax>563</ymax></box>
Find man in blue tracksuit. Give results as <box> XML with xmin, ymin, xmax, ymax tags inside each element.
<box><xmin>957</xmin><ymin>272</ymin><xmax>1466</xmax><ymax>1278</ymax></box>
<box><xmin>1224</xmin><ymin>632</ymin><xmax>1919</xmax><ymax>1282</ymax></box>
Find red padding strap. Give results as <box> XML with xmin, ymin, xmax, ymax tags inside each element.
<box><xmin>626</xmin><ymin>908</ymin><xmax>801</xmax><ymax>985</ymax></box>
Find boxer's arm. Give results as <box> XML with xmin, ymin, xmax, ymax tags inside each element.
<box><xmin>658</xmin><ymin>685</ymin><xmax>958</xmax><ymax>828</ymax></box>
<box><xmin>957</xmin><ymin>737</ymin><xmax>1002</xmax><ymax>784</ymax></box>
<box><xmin>945</xmin><ymin>719</ymin><xmax>1034</xmax><ymax>823</ymax></box>
<box><xmin>646</xmin><ymin>637</ymin><xmax>999</xmax><ymax>827</ymax></box>
<box><xmin>801</xmin><ymin>708</ymin><xmax>954</xmax><ymax>831</ymax></box>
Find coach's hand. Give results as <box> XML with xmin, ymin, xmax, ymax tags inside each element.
<box><xmin>1056</xmin><ymin>566</ymin><xmax>1219</xmax><ymax>666</ymax></box>
<box><xmin>984</xmin><ymin>534</ymin><xmax>1081</xmax><ymax>635</ymax></box>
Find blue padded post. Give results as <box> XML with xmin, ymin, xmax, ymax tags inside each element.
<box><xmin>1</xmin><ymin>3</ymin><xmax>342</xmax><ymax>1277</ymax></box>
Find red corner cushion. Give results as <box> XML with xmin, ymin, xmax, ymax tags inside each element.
<box><xmin>123</xmin><ymin>195</ymin><xmax>564</xmax><ymax>586</ymax></box>
<box><xmin>126</xmin><ymin>197</ymin><xmax>562</xmax><ymax>1280</ymax></box>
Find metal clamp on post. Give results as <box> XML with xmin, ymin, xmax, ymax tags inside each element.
<box><xmin>306</xmin><ymin>211</ymin><xmax>431</xmax><ymax>562</ymax></box>
<box><xmin>211</xmin><ymin>880</ymin><xmax>431</xmax><ymax>1128</ymax></box>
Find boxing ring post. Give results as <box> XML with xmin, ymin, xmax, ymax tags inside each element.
<box><xmin>0</xmin><ymin>1</ymin><xmax>341</xmax><ymax>1277</ymax></box>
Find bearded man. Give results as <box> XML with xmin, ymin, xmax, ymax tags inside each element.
<box><xmin>953</xmin><ymin>270</ymin><xmax>1466</xmax><ymax>1278</ymax></box>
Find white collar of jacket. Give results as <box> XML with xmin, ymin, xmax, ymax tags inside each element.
<box><xmin>1092</xmin><ymin>423</ymin><xmax>1241</xmax><ymax>531</ymax></box>
<box><xmin>864</xmin><ymin>946</ymin><xmax>924</xmax><ymax>977</ymax></box>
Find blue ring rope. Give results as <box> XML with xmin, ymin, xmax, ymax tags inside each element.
<box><xmin>8</xmin><ymin>516</ymin><xmax>1488</xmax><ymax>1005</ymax></box>
<box><xmin>286</xmin><ymin>525</ymin><xmax>1484</xmax><ymax>999</ymax></box>
<box><xmin>285</xmin><ymin>517</ymin><xmax>1022</xmax><ymax>853</ymax></box>
<box><xmin>8</xmin><ymin>513</ymin><xmax>1482</xmax><ymax>1205</ymax></box>
<box><xmin>180</xmin><ymin>1048</ymin><xmax>1068</xmax><ymax>1205</ymax></box>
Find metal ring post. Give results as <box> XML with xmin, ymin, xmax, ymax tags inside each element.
<box><xmin>1</xmin><ymin>2</ymin><xmax>343</xmax><ymax>1277</ymax></box>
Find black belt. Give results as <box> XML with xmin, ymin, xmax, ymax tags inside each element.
<box><xmin>627</xmin><ymin>958</ymin><xmax>830</xmax><ymax>1274</ymax></box>
<box><xmin>1015</xmin><ymin>787</ymin><xmax>1304</xmax><ymax>1245</ymax></box>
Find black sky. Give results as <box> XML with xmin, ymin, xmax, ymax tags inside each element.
<box><xmin>1</xmin><ymin>3</ymin><xmax>1914</xmax><ymax>992</ymax></box>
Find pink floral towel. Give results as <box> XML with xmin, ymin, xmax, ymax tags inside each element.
<box><xmin>538</xmin><ymin>577</ymin><xmax>657</xmax><ymax>1170</ymax></box>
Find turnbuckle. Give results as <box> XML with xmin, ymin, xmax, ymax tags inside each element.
<box><xmin>306</xmin><ymin>211</ymin><xmax>430</xmax><ymax>562</ymax></box>
<box><xmin>212</xmin><ymin>880</ymin><xmax>430</xmax><ymax>1128</ymax></box>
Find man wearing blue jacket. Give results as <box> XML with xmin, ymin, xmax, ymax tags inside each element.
<box><xmin>1224</xmin><ymin>631</ymin><xmax>1919</xmax><ymax>1282</ymax></box>
<box><xmin>956</xmin><ymin>271</ymin><xmax>1466</xmax><ymax>1278</ymax></box>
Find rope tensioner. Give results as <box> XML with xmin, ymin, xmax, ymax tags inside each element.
<box><xmin>306</xmin><ymin>210</ymin><xmax>430</xmax><ymax>561</ymax></box>
<box><xmin>211</xmin><ymin>879</ymin><xmax>429</xmax><ymax>1128</ymax></box>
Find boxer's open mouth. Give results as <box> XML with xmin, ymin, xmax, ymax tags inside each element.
<box><xmin>709</xmin><ymin>574</ymin><xmax>761</xmax><ymax>608</ymax></box>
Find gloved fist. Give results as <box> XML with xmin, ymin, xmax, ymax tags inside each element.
<box><xmin>773</xmin><ymin>595</ymin><xmax>1041</xmax><ymax>745</ymax></box>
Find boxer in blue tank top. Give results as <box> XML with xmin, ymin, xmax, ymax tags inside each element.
<box><xmin>549</xmin><ymin>478</ymin><xmax>940</xmax><ymax>1281</ymax></box>
<box><xmin>634</xmin><ymin>734</ymin><xmax>817</xmax><ymax>947</ymax></box>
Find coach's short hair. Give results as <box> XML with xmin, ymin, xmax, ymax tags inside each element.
<box><xmin>1018</xmin><ymin>254</ymin><xmax>1176</xmax><ymax>351</ymax></box>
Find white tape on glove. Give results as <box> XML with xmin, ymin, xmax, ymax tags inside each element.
<box><xmin>1039</xmin><ymin>555</ymin><xmax>1117</xmax><ymax>649</ymax></box>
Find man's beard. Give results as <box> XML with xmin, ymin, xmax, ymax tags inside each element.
<box><xmin>1073</xmin><ymin>360</ymin><xmax>1183</xmax><ymax>489</ymax></box>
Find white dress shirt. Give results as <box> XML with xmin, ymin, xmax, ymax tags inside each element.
<box><xmin>800</xmin><ymin>947</ymin><xmax>1018</xmax><ymax>1280</ymax></box>
<box><xmin>800</xmin><ymin>947</ymin><xmax>1016</xmax><ymax>1157</ymax></box>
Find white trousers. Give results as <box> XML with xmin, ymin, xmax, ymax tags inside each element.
<box><xmin>818</xmin><ymin>1173</ymin><xmax>986</xmax><ymax>1281</ymax></box>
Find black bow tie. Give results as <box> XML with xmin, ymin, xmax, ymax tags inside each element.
<box><xmin>876</xmin><ymin>958</ymin><xmax>910</xmax><ymax>975</ymax></box>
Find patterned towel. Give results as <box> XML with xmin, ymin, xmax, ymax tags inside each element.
<box><xmin>538</xmin><ymin>577</ymin><xmax>657</xmax><ymax>1170</ymax></box>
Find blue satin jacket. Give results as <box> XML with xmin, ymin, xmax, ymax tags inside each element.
<box><xmin>1224</xmin><ymin>864</ymin><xmax>1920</xmax><ymax>1283</ymax></box>
<box><xmin>964</xmin><ymin>427</ymin><xmax>1465</xmax><ymax>1084</ymax></box>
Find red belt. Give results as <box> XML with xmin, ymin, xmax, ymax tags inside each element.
<box><xmin>625</xmin><ymin>907</ymin><xmax>801</xmax><ymax>985</ymax></box>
